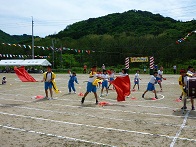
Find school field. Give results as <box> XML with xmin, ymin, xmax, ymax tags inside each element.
<box><xmin>0</xmin><ymin>73</ymin><xmax>196</xmax><ymax>147</ymax></box>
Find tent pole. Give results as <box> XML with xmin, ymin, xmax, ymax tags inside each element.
<box><xmin>32</xmin><ymin>16</ymin><xmax>34</xmax><ymax>59</ymax></box>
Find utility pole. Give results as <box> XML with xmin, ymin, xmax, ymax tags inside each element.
<box><xmin>60</xmin><ymin>44</ymin><xmax>63</xmax><ymax>68</ymax></box>
<box><xmin>52</xmin><ymin>39</ymin><xmax>55</xmax><ymax>68</ymax></box>
<box><xmin>31</xmin><ymin>16</ymin><xmax>34</xmax><ymax>59</ymax></box>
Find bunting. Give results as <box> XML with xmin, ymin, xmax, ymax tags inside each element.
<box><xmin>176</xmin><ymin>30</ymin><xmax>196</xmax><ymax>44</ymax></box>
<box><xmin>1</xmin><ymin>42</ymin><xmax>95</xmax><ymax>54</ymax></box>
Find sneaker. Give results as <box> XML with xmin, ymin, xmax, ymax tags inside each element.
<box><xmin>48</xmin><ymin>97</ymin><xmax>53</xmax><ymax>100</ymax></box>
<box><xmin>155</xmin><ymin>96</ymin><xmax>158</xmax><ymax>99</ymax></box>
<box><xmin>142</xmin><ymin>94</ymin><xmax>144</xmax><ymax>98</ymax></box>
<box><xmin>106</xmin><ymin>93</ymin><xmax>108</xmax><ymax>96</ymax></box>
<box><xmin>96</xmin><ymin>100</ymin><xmax>98</xmax><ymax>105</ymax></box>
<box><xmin>44</xmin><ymin>96</ymin><xmax>48</xmax><ymax>99</ymax></box>
<box><xmin>192</xmin><ymin>106</ymin><xmax>195</xmax><ymax>110</ymax></box>
<box><xmin>181</xmin><ymin>106</ymin><xmax>187</xmax><ymax>110</ymax></box>
<box><xmin>100</xmin><ymin>94</ymin><xmax>103</xmax><ymax>97</ymax></box>
<box><xmin>74</xmin><ymin>91</ymin><xmax>76</xmax><ymax>94</ymax></box>
<box><xmin>81</xmin><ymin>97</ymin><xmax>85</xmax><ymax>104</ymax></box>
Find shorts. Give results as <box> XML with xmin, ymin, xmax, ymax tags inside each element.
<box><xmin>45</xmin><ymin>82</ymin><xmax>52</xmax><ymax>90</ymax></box>
<box><xmin>102</xmin><ymin>80</ymin><xmax>108</xmax><ymax>88</ymax></box>
<box><xmin>109</xmin><ymin>78</ymin><xmax>114</xmax><ymax>81</ymax></box>
<box><xmin>156</xmin><ymin>77</ymin><xmax>162</xmax><ymax>83</ymax></box>
<box><xmin>134</xmin><ymin>78</ymin><xmax>139</xmax><ymax>84</ymax></box>
<box><xmin>147</xmin><ymin>82</ymin><xmax>155</xmax><ymax>91</ymax></box>
<box><xmin>87</xmin><ymin>82</ymin><xmax>97</xmax><ymax>93</ymax></box>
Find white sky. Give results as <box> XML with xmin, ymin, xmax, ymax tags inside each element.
<box><xmin>0</xmin><ymin>0</ymin><xmax>195</xmax><ymax>37</ymax></box>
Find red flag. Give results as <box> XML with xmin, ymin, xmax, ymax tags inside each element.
<box><xmin>111</xmin><ymin>75</ymin><xmax>131</xmax><ymax>101</ymax></box>
<box><xmin>107</xmin><ymin>70</ymin><xmax>112</xmax><ymax>75</ymax></box>
<box><xmin>14</xmin><ymin>66</ymin><xmax>37</xmax><ymax>82</ymax></box>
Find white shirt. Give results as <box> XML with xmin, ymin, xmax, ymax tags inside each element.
<box><xmin>88</xmin><ymin>73</ymin><xmax>98</xmax><ymax>83</ymax></box>
<box><xmin>102</xmin><ymin>65</ymin><xmax>105</xmax><ymax>70</ymax></box>
<box><xmin>46</xmin><ymin>72</ymin><xmax>52</xmax><ymax>82</ymax></box>
<box><xmin>119</xmin><ymin>73</ymin><xmax>128</xmax><ymax>77</ymax></box>
<box><xmin>101</xmin><ymin>74</ymin><xmax>109</xmax><ymax>81</ymax></box>
<box><xmin>187</xmin><ymin>70</ymin><xmax>193</xmax><ymax>76</ymax></box>
<box><xmin>149</xmin><ymin>75</ymin><xmax>156</xmax><ymax>84</ymax></box>
<box><xmin>110</xmin><ymin>73</ymin><xmax>115</xmax><ymax>78</ymax></box>
<box><xmin>134</xmin><ymin>73</ymin><xmax>140</xmax><ymax>79</ymax></box>
<box><xmin>184</xmin><ymin>76</ymin><xmax>188</xmax><ymax>86</ymax></box>
<box><xmin>157</xmin><ymin>70</ymin><xmax>163</xmax><ymax>78</ymax></box>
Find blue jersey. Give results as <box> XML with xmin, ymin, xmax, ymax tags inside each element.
<box><xmin>69</xmin><ymin>75</ymin><xmax>78</xmax><ymax>84</ymax></box>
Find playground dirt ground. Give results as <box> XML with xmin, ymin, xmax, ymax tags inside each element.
<box><xmin>0</xmin><ymin>73</ymin><xmax>196</xmax><ymax>147</ymax></box>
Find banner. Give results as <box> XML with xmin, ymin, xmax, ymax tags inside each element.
<box><xmin>130</xmin><ymin>57</ymin><xmax>148</xmax><ymax>62</ymax></box>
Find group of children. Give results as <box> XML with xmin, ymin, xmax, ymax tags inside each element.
<box><xmin>81</xmin><ymin>66</ymin><xmax>128</xmax><ymax>104</ymax></box>
<box><xmin>41</xmin><ymin>65</ymin><xmax>195</xmax><ymax>110</ymax></box>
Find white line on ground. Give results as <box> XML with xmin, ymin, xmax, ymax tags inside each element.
<box><xmin>0</xmin><ymin>97</ymin><xmax>196</xmax><ymax>119</ymax></box>
<box><xmin>51</xmin><ymin>103</ymin><xmax>195</xmax><ymax>118</ymax></box>
<box><xmin>0</xmin><ymin>124</ymin><xmax>115</xmax><ymax>147</ymax></box>
<box><xmin>0</xmin><ymin>103</ymin><xmax>196</xmax><ymax>130</ymax></box>
<box><xmin>170</xmin><ymin>110</ymin><xmax>191</xmax><ymax>147</ymax></box>
<box><xmin>99</xmin><ymin>93</ymin><xmax>165</xmax><ymax>102</ymax></box>
<box><xmin>0</xmin><ymin>94</ymin><xmax>180</xmax><ymax>110</ymax></box>
<box><xmin>0</xmin><ymin>111</ymin><xmax>196</xmax><ymax>143</ymax></box>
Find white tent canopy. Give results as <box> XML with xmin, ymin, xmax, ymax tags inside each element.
<box><xmin>0</xmin><ymin>59</ymin><xmax>51</xmax><ymax>66</ymax></box>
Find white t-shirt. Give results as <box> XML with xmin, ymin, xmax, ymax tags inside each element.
<box><xmin>101</xmin><ymin>74</ymin><xmax>109</xmax><ymax>81</ymax></box>
<box><xmin>119</xmin><ymin>73</ymin><xmax>128</xmax><ymax>77</ymax></box>
<box><xmin>135</xmin><ymin>73</ymin><xmax>140</xmax><ymax>79</ymax></box>
<box><xmin>184</xmin><ymin>76</ymin><xmax>188</xmax><ymax>86</ymax></box>
<box><xmin>157</xmin><ymin>70</ymin><xmax>163</xmax><ymax>78</ymax></box>
<box><xmin>110</xmin><ymin>73</ymin><xmax>115</xmax><ymax>78</ymax></box>
<box><xmin>88</xmin><ymin>73</ymin><xmax>98</xmax><ymax>83</ymax></box>
<box><xmin>187</xmin><ymin>70</ymin><xmax>193</xmax><ymax>76</ymax></box>
<box><xmin>149</xmin><ymin>75</ymin><xmax>156</xmax><ymax>84</ymax></box>
<box><xmin>46</xmin><ymin>72</ymin><xmax>52</xmax><ymax>82</ymax></box>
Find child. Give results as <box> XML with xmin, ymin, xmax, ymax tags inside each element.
<box><xmin>2</xmin><ymin>76</ymin><xmax>6</xmax><ymax>85</ymax></box>
<box><xmin>68</xmin><ymin>71</ymin><xmax>79</xmax><ymax>94</ymax></box>
<box><xmin>132</xmin><ymin>70</ymin><xmax>141</xmax><ymax>90</ymax></box>
<box><xmin>181</xmin><ymin>66</ymin><xmax>195</xmax><ymax>110</ymax></box>
<box><xmin>142</xmin><ymin>71</ymin><xmax>158</xmax><ymax>99</ymax></box>
<box><xmin>178</xmin><ymin>69</ymin><xmax>186</xmax><ymax>100</ymax></box>
<box><xmin>96</xmin><ymin>69</ymin><xmax>102</xmax><ymax>88</ymax></box>
<box><xmin>81</xmin><ymin>65</ymin><xmax>101</xmax><ymax>104</ymax></box>
<box><xmin>100</xmin><ymin>70</ymin><xmax>109</xmax><ymax>97</ymax></box>
<box><xmin>108</xmin><ymin>69</ymin><xmax>115</xmax><ymax>89</ymax></box>
<box><xmin>156</xmin><ymin>66</ymin><xmax>164</xmax><ymax>91</ymax></box>
<box><xmin>120</xmin><ymin>68</ymin><xmax>128</xmax><ymax>77</ymax></box>
<box><xmin>42</xmin><ymin>65</ymin><xmax>56</xmax><ymax>100</ymax></box>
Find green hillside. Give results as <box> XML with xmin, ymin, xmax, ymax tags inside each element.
<box><xmin>0</xmin><ymin>29</ymin><xmax>32</xmax><ymax>43</ymax></box>
<box><xmin>52</xmin><ymin>10</ymin><xmax>195</xmax><ymax>39</ymax></box>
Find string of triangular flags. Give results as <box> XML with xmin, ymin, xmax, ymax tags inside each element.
<box><xmin>0</xmin><ymin>54</ymin><xmax>49</xmax><ymax>59</ymax></box>
<box><xmin>176</xmin><ymin>30</ymin><xmax>196</xmax><ymax>44</ymax></box>
<box><xmin>1</xmin><ymin>43</ymin><xmax>95</xmax><ymax>54</ymax></box>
